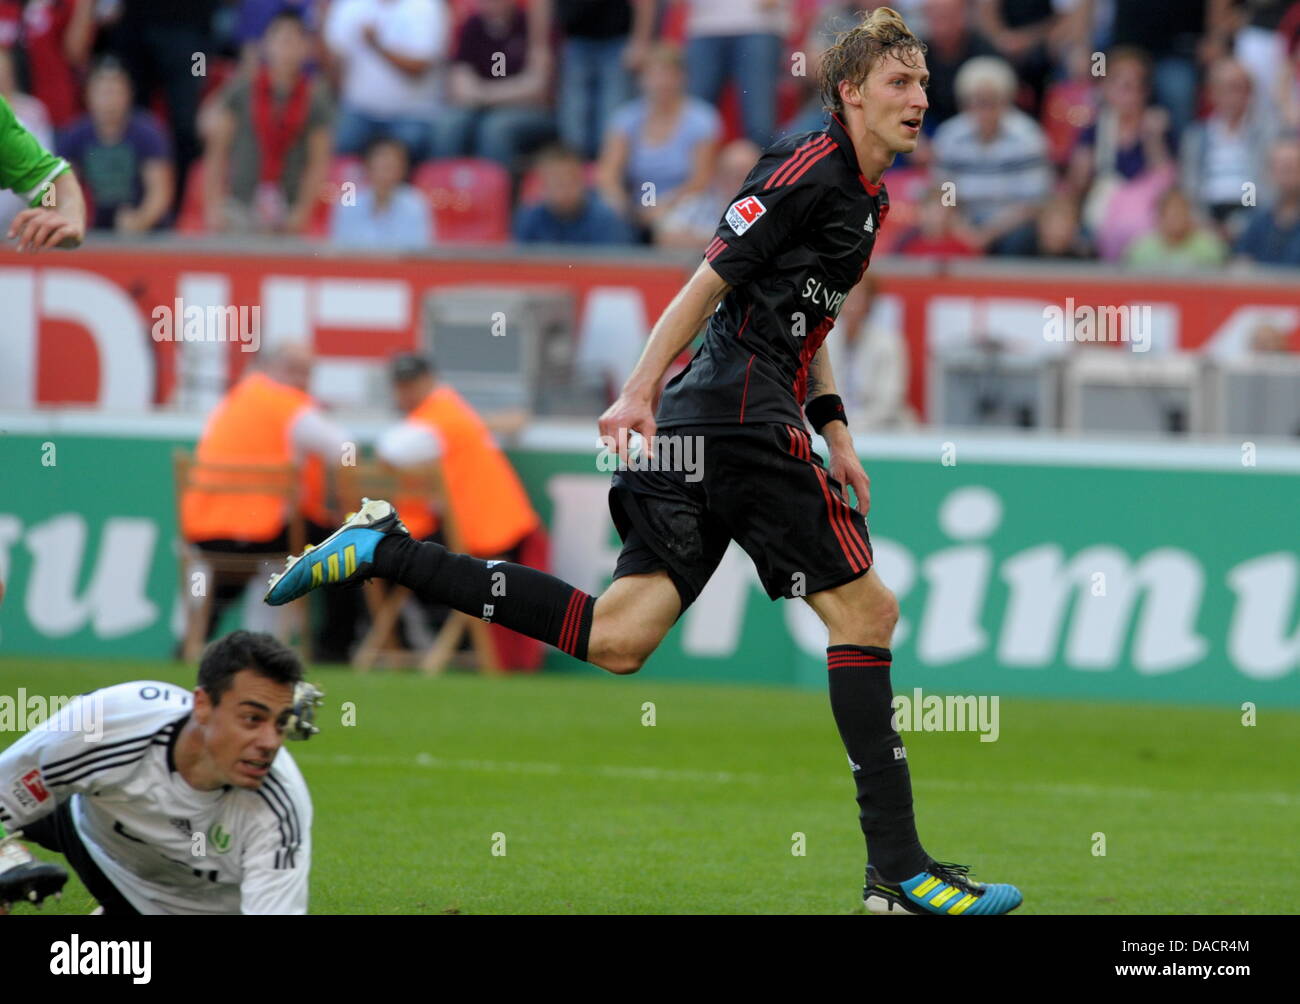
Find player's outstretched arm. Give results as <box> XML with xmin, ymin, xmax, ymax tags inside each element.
<box><xmin>8</xmin><ymin>170</ymin><xmax>86</xmax><ymax>251</ymax></box>
<box><xmin>598</xmin><ymin>260</ymin><xmax>730</xmax><ymax>461</ymax></box>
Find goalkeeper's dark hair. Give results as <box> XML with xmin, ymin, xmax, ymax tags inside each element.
<box><xmin>820</xmin><ymin>6</ymin><xmax>927</xmax><ymax>114</ymax></box>
<box><xmin>198</xmin><ymin>630</ymin><xmax>304</xmax><ymax>705</ymax></box>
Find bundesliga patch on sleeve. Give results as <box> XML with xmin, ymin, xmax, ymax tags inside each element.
<box><xmin>10</xmin><ymin>769</ymin><xmax>49</xmax><ymax>810</ymax></box>
<box><xmin>726</xmin><ymin>196</ymin><xmax>767</xmax><ymax>235</ymax></box>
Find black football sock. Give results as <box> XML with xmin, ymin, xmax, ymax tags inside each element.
<box><xmin>373</xmin><ymin>535</ymin><xmax>596</xmax><ymax>661</ymax></box>
<box><xmin>827</xmin><ymin>644</ymin><xmax>929</xmax><ymax>882</ymax></box>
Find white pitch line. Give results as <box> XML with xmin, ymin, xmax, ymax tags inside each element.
<box><xmin>297</xmin><ymin>751</ymin><xmax>764</xmax><ymax>785</ymax></box>
<box><xmin>293</xmin><ymin>752</ymin><xmax>1300</xmax><ymax>806</ymax></box>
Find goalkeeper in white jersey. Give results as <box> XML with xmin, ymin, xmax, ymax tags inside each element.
<box><xmin>0</xmin><ymin>631</ymin><xmax>320</xmax><ymax>915</ymax></box>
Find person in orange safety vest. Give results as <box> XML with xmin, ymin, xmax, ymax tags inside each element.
<box><xmin>182</xmin><ymin>344</ymin><xmax>358</xmax><ymax>658</ymax></box>
<box><xmin>376</xmin><ymin>353</ymin><xmax>539</xmax><ymax>560</ymax></box>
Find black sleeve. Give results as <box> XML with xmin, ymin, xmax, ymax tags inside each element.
<box><xmin>702</xmin><ymin>154</ymin><xmax>825</xmax><ymax>288</ymax></box>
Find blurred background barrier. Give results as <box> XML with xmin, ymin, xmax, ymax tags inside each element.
<box><xmin>2</xmin><ymin>415</ymin><xmax>1297</xmax><ymax>707</ymax></box>
<box><xmin>3</xmin><ymin>245</ymin><xmax>1300</xmax><ymax>429</ymax></box>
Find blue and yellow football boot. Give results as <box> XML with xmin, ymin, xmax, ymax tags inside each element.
<box><xmin>864</xmin><ymin>859</ymin><xmax>1023</xmax><ymax>915</ymax></box>
<box><xmin>264</xmin><ymin>498</ymin><xmax>408</xmax><ymax>606</ymax></box>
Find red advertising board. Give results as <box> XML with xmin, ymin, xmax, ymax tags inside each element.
<box><xmin>3</xmin><ymin>245</ymin><xmax>1297</xmax><ymax>417</ymax></box>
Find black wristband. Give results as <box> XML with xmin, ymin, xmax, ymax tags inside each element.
<box><xmin>806</xmin><ymin>394</ymin><xmax>847</xmax><ymax>434</ymax></box>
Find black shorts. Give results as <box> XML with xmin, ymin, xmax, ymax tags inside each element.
<box><xmin>609</xmin><ymin>423</ymin><xmax>873</xmax><ymax>609</ymax></box>
<box><xmin>21</xmin><ymin>798</ymin><xmax>141</xmax><ymax>915</ymax></box>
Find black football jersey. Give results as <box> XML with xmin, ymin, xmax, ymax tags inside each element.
<box><xmin>656</xmin><ymin>113</ymin><xmax>889</xmax><ymax>429</ymax></box>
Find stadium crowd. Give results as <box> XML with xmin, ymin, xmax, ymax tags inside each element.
<box><xmin>1</xmin><ymin>0</ymin><xmax>1299</xmax><ymax>266</ymax></box>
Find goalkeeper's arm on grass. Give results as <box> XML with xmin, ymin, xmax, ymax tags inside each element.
<box><xmin>0</xmin><ymin>93</ymin><xmax>86</xmax><ymax>251</ymax></box>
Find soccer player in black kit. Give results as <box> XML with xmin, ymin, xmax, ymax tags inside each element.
<box><xmin>267</xmin><ymin>7</ymin><xmax>1022</xmax><ymax>915</ymax></box>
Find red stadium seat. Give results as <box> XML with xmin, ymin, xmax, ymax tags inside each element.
<box><xmin>412</xmin><ymin>158</ymin><xmax>511</xmax><ymax>243</ymax></box>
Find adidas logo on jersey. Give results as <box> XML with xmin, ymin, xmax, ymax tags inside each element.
<box><xmin>864</xmin><ymin>215</ymin><xmax>874</xmax><ymax>233</ymax></box>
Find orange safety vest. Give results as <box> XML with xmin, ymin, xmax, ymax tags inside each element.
<box><xmin>180</xmin><ymin>372</ymin><xmax>329</xmax><ymax>542</ymax></box>
<box><xmin>396</xmin><ymin>386</ymin><xmax>539</xmax><ymax>556</ymax></box>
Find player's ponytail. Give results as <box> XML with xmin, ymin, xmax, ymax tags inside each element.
<box><xmin>819</xmin><ymin>6</ymin><xmax>926</xmax><ymax>115</ymax></box>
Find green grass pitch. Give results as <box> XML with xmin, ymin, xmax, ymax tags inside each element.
<box><xmin>2</xmin><ymin>657</ymin><xmax>1295</xmax><ymax>914</ymax></box>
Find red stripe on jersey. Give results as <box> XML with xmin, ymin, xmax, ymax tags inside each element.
<box><xmin>771</xmin><ymin>135</ymin><xmax>833</xmax><ymax>187</ymax></box>
<box><xmin>736</xmin><ymin>306</ymin><xmax>752</xmax><ymax>340</ymax></box>
<box><xmin>783</xmin><ymin>144</ymin><xmax>836</xmax><ymax>186</ymax></box>
<box><xmin>770</xmin><ymin>135</ymin><xmax>831</xmax><ymax>187</ymax></box>
<box><xmin>704</xmin><ymin>236</ymin><xmax>727</xmax><ymax>261</ymax></box>
<box><xmin>792</xmin><ymin>316</ymin><xmax>836</xmax><ymax>404</ymax></box>
<box><xmin>738</xmin><ymin>353</ymin><xmax>756</xmax><ymax>423</ymax></box>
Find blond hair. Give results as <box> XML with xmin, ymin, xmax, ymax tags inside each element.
<box><xmin>819</xmin><ymin>6</ymin><xmax>926</xmax><ymax>114</ymax></box>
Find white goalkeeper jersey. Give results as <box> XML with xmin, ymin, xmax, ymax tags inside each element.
<box><xmin>0</xmin><ymin>681</ymin><xmax>311</xmax><ymax>915</ymax></box>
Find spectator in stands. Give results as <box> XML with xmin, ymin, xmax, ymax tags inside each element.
<box><xmin>435</xmin><ymin>0</ymin><xmax>556</xmax><ymax>170</ymax></box>
<box><xmin>324</xmin><ymin>0</ymin><xmax>449</xmax><ymax>163</ymax></box>
<box><xmin>1125</xmin><ymin>186</ymin><xmax>1227</xmax><ymax>269</ymax></box>
<box><xmin>894</xmin><ymin>185</ymin><xmax>981</xmax><ymax>257</ymax></box>
<box><xmin>1068</xmin><ymin>47</ymin><xmax>1176</xmax><ymax>261</ymax></box>
<box><xmin>554</xmin><ymin>0</ymin><xmax>655</xmax><ymax>160</ymax></box>
<box><xmin>931</xmin><ymin>56</ymin><xmax>1052</xmax><ymax>255</ymax></box>
<box><xmin>1106</xmin><ymin>0</ymin><xmax>1219</xmax><ymax>142</ymax></box>
<box><xmin>57</xmin><ymin>58</ymin><xmax>172</xmax><ymax>233</ymax></box>
<box><xmin>180</xmin><ymin>343</ymin><xmax>360</xmax><ymax>659</ymax></box>
<box><xmin>235</xmin><ymin>0</ymin><xmax>324</xmax><ymax>70</ymax></box>
<box><xmin>653</xmin><ymin>137</ymin><xmax>759</xmax><ymax>249</ymax></box>
<box><xmin>0</xmin><ymin>46</ymin><xmax>53</xmax><ymax>233</ymax></box>
<box><xmin>1275</xmin><ymin>14</ymin><xmax>1300</xmax><ymax>132</ymax></box>
<box><xmin>1039</xmin><ymin>41</ymin><xmax>1098</xmax><ymax>168</ymax></box>
<box><xmin>0</xmin><ymin>47</ymin><xmax>50</xmax><ymax>140</ymax></box>
<box><xmin>782</xmin><ymin>3</ymin><xmax>854</xmax><ymax>137</ymax></box>
<box><xmin>1232</xmin><ymin>0</ymin><xmax>1295</xmax><ymax>104</ymax></box>
<box><xmin>1181</xmin><ymin>58</ymin><xmax>1276</xmax><ymax>237</ymax></box>
<box><xmin>0</xmin><ymin>0</ymin><xmax>95</xmax><ymax>130</ymax></box>
<box><xmin>1027</xmin><ymin>191</ymin><xmax>1093</xmax><ymax>258</ymax></box>
<box><xmin>682</xmin><ymin>0</ymin><xmax>787</xmax><ymax>147</ymax></box>
<box><xmin>1235</xmin><ymin>136</ymin><xmax>1300</xmax><ymax>266</ymax></box>
<box><xmin>825</xmin><ymin>274</ymin><xmax>916</xmax><ymax>431</ymax></box>
<box><xmin>330</xmin><ymin>135</ymin><xmax>433</xmax><ymax>249</ymax></box>
<box><xmin>598</xmin><ymin>43</ymin><xmax>720</xmax><ymax>239</ymax></box>
<box><xmin>975</xmin><ymin>0</ymin><xmax>1086</xmax><ymax>115</ymax></box>
<box><xmin>108</xmin><ymin>0</ymin><xmax>216</xmax><ymax>208</ymax></box>
<box><xmin>513</xmin><ymin>144</ymin><xmax>633</xmax><ymax>245</ymax></box>
<box><xmin>920</xmin><ymin>0</ymin><xmax>999</xmax><ymax>133</ymax></box>
<box><xmin>203</xmin><ymin>9</ymin><xmax>333</xmax><ymax>234</ymax></box>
